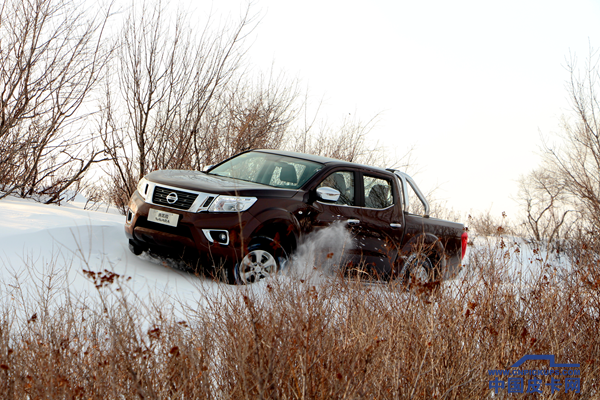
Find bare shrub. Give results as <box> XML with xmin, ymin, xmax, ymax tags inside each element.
<box><xmin>425</xmin><ymin>200</ymin><xmax>464</xmax><ymax>222</ymax></box>
<box><xmin>1</xmin><ymin>241</ymin><xmax>598</xmax><ymax>398</ymax></box>
<box><xmin>467</xmin><ymin>210</ymin><xmax>515</xmax><ymax>238</ymax></box>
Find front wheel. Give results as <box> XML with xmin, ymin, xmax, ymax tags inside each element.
<box><xmin>237</xmin><ymin>247</ymin><xmax>279</xmax><ymax>284</ymax></box>
<box><xmin>128</xmin><ymin>239</ymin><xmax>145</xmax><ymax>256</ymax></box>
<box><xmin>227</xmin><ymin>237</ymin><xmax>286</xmax><ymax>285</ymax></box>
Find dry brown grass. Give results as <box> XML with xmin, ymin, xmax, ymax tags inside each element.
<box><xmin>0</xmin><ymin>236</ymin><xmax>598</xmax><ymax>399</ymax></box>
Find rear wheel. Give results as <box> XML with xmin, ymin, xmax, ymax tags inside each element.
<box><xmin>399</xmin><ymin>253</ymin><xmax>433</xmax><ymax>284</ymax></box>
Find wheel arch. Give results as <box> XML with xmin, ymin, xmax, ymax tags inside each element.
<box><xmin>250</xmin><ymin>216</ymin><xmax>299</xmax><ymax>256</ymax></box>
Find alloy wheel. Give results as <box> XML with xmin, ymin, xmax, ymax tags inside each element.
<box><xmin>238</xmin><ymin>249</ymin><xmax>278</xmax><ymax>284</ymax></box>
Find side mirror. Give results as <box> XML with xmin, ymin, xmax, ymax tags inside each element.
<box><xmin>316</xmin><ymin>187</ymin><xmax>340</xmax><ymax>202</ymax></box>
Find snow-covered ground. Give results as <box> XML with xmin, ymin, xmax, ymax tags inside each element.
<box><xmin>0</xmin><ymin>195</ymin><xmax>567</xmax><ymax>319</ymax></box>
<box><xmin>0</xmin><ymin>195</ymin><xmax>353</xmax><ymax>317</ymax></box>
<box><xmin>0</xmin><ymin>196</ymin><xmax>233</xmax><ymax>314</ymax></box>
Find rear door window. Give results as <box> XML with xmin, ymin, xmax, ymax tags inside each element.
<box><xmin>363</xmin><ymin>175</ymin><xmax>393</xmax><ymax>209</ymax></box>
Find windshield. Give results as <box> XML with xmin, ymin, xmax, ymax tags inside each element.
<box><xmin>208</xmin><ymin>152</ymin><xmax>323</xmax><ymax>189</ymax></box>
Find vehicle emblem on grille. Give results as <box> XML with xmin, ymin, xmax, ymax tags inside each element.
<box><xmin>166</xmin><ymin>192</ymin><xmax>178</xmax><ymax>204</ymax></box>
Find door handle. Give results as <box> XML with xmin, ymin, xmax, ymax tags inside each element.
<box><xmin>390</xmin><ymin>223</ymin><xmax>402</xmax><ymax>228</ymax></box>
<box><xmin>346</xmin><ymin>219</ymin><xmax>360</xmax><ymax>225</ymax></box>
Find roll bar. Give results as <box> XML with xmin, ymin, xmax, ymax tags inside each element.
<box><xmin>386</xmin><ymin>169</ymin><xmax>430</xmax><ymax>217</ymax></box>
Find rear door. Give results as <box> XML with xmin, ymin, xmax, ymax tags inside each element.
<box><xmin>351</xmin><ymin>172</ymin><xmax>404</xmax><ymax>276</ymax></box>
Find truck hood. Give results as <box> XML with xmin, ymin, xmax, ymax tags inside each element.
<box><xmin>145</xmin><ymin>170</ymin><xmax>299</xmax><ymax>198</ymax></box>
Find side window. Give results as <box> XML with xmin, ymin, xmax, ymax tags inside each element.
<box><xmin>317</xmin><ymin>171</ymin><xmax>355</xmax><ymax>206</ymax></box>
<box><xmin>364</xmin><ymin>175</ymin><xmax>393</xmax><ymax>209</ymax></box>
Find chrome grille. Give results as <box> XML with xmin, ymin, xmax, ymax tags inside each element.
<box><xmin>152</xmin><ymin>186</ymin><xmax>198</xmax><ymax>210</ymax></box>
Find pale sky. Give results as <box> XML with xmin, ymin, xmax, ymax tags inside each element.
<box><xmin>197</xmin><ymin>1</ymin><xmax>600</xmax><ymax>219</ymax></box>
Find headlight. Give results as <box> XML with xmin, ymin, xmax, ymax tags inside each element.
<box><xmin>137</xmin><ymin>177</ymin><xmax>150</xmax><ymax>200</ymax></box>
<box><xmin>208</xmin><ymin>196</ymin><xmax>257</xmax><ymax>212</ymax></box>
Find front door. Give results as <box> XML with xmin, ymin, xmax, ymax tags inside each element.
<box><xmin>309</xmin><ymin>170</ymin><xmax>403</xmax><ymax>278</ymax></box>
<box><xmin>308</xmin><ymin>170</ymin><xmax>362</xmax><ymax>270</ymax></box>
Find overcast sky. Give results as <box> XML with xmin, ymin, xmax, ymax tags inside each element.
<box><xmin>199</xmin><ymin>0</ymin><xmax>600</xmax><ymax>219</ymax></box>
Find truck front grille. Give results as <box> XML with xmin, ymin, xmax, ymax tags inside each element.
<box><xmin>152</xmin><ymin>186</ymin><xmax>198</xmax><ymax>210</ymax></box>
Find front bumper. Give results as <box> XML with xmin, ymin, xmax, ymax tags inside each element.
<box><xmin>124</xmin><ymin>191</ymin><xmax>259</xmax><ymax>268</ymax></box>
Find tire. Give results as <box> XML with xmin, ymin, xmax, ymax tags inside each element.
<box><xmin>229</xmin><ymin>237</ymin><xmax>286</xmax><ymax>285</ymax></box>
<box><xmin>128</xmin><ymin>239</ymin><xmax>144</xmax><ymax>256</ymax></box>
<box><xmin>399</xmin><ymin>253</ymin><xmax>433</xmax><ymax>284</ymax></box>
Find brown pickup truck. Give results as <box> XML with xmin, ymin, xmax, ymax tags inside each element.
<box><xmin>124</xmin><ymin>149</ymin><xmax>468</xmax><ymax>284</ymax></box>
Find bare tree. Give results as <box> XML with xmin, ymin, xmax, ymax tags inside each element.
<box><xmin>540</xmin><ymin>50</ymin><xmax>600</xmax><ymax>234</ymax></box>
<box><xmin>287</xmin><ymin>114</ymin><xmax>385</xmax><ymax>165</ymax></box>
<box><xmin>196</xmin><ymin>72</ymin><xmax>300</xmax><ymax>167</ymax></box>
<box><xmin>517</xmin><ymin>168</ymin><xmax>574</xmax><ymax>247</ymax></box>
<box><xmin>101</xmin><ymin>2</ymin><xmax>300</xmax><ymax>212</ymax></box>
<box><xmin>0</xmin><ymin>0</ymin><xmax>112</xmax><ymax>203</ymax></box>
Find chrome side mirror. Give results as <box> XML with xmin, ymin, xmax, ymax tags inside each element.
<box><xmin>316</xmin><ymin>187</ymin><xmax>340</xmax><ymax>202</ymax></box>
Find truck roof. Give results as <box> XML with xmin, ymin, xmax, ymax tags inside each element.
<box><xmin>253</xmin><ymin>149</ymin><xmax>392</xmax><ymax>175</ymax></box>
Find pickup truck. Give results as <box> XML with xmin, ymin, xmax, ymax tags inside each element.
<box><xmin>124</xmin><ymin>149</ymin><xmax>468</xmax><ymax>284</ymax></box>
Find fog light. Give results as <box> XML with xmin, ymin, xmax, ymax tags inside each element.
<box><xmin>202</xmin><ymin>229</ymin><xmax>229</xmax><ymax>245</ymax></box>
<box><xmin>126</xmin><ymin>209</ymin><xmax>134</xmax><ymax>223</ymax></box>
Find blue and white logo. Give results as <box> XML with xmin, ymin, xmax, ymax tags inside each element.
<box><xmin>488</xmin><ymin>355</ymin><xmax>580</xmax><ymax>394</ymax></box>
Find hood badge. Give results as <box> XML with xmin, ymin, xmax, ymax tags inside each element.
<box><xmin>166</xmin><ymin>192</ymin><xmax>178</xmax><ymax>204</ymax></box>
